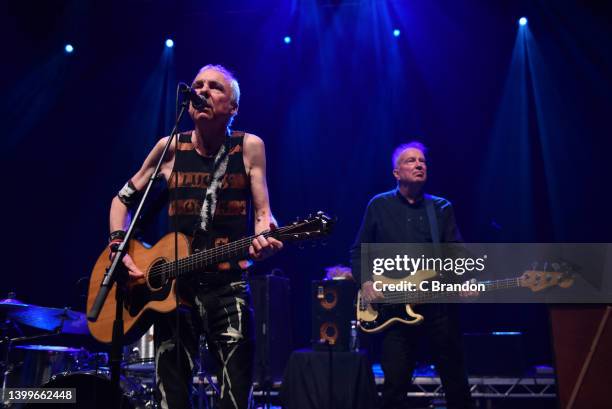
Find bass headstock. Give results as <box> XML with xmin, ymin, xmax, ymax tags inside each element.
<box><xmin>519</xmin><ymin>261</ymin><xmax>575</xmax><ymax>291</ymax></box>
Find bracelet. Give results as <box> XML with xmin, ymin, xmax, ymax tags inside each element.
<box><xmin>109</xmin><ymin>230</ymin><xmax>126</xmax><ymax>242</ymax></box>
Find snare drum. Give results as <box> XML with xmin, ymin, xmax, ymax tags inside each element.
<box><xmin>7</xmin><ymin>345</ymin><xmax>87</xmax><ymax>388</ymax></box>
<box><xmin>23</xmin><ymin>371</ymin><xmax>149</xmax><ymax>409</ymax></box>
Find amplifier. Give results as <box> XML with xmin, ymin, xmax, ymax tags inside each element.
<box><xmin>311</xmin><ymin>279</ymin><xmax>357</xmax><ymax>351</ymax></box>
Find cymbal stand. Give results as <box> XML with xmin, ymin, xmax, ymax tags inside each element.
<box><xmin>197</xmin><ymin>334</ymin><xmax>219</xmax><ymax>409</ymax></box>
<box><xmin>0</xmin><ymin>322</ymin><xmax>64</xmax><ymax>407</ymax></box>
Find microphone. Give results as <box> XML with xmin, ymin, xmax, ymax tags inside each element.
<box><xmin>178</xmin><ymin>82</ymin><xmax>209</xmax><ymax>109</ymax></box>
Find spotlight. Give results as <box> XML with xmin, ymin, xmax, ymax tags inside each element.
<box><xmin>519</xmin><ymin>17</ymin><xmax>527</xmax><ymax>26</ymax></box>
<box><xmin>165</xmin><ymin>39</ymin><xmax>174</xmax><ymax>48</ymax></box>
<box><xmin>283</xmin><ymin>36</ymin><xmax>291</xmax><ymax>45</ymax></box>
<box><xmin>64</xmin><ymin>44</ymin><xmax>74</xmax><ymax>53</ymax></box>
<box><xmin>393</xmin><ymin>29</ymin><xmax>400</xmax><ymax>37</ymax></box>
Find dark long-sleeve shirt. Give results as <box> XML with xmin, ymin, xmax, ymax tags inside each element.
<box><xmin>350</xmin><ymin>188</ymin><xmax>463</xmax><ymax>283</ymax></box>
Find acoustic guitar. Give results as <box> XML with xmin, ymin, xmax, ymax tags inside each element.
<box><xmin>87</xmin><ymin>212</ymin><xmax>334</xmax><ymax>343</ymax></box>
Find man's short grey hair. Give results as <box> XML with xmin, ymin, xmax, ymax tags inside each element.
<box><xmin>197</xmin><ymin>64</ymin><xmax>241</xmax><ymax>107</ymax></box>
<box><xmin>196</xmin><ymin>65</ymin><xmax>240</xmax><ymax>127</ymax></box>
<box><xmin>392</xmin><ymin>141</ymin><xmax>427</xmax><ymax>169</ymax></box>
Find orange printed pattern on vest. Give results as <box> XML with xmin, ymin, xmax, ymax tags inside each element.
<box><xmin>168</xmin><ymin>172</ymin><xmax>212</xmax><ymax>189</ymax></box>
<box><xmin>177</xmin><ymin>141</ymin><xmax>194</xmax><ymax>151</ymax></box>
<box><xmin>169</xmin><ymin>199</ymin><xmax>202</xmax><ymax>216</ymax></box>
<box><xmin>228</xmin><ymin>144</ymin><xmax>243</xmax><ymax>155</ymax></box>
<box><xmin>215</xmin><ymin>200</ymin><xmax>247</xmax><ymax>216</ymax></box>
<box><xmin>221</xmin><ymin>173</ymin><xmax>248</xmax><ymax>189</ymax></box>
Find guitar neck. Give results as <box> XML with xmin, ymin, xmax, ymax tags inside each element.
<box><xmin>147</xmin><ymin>212</ymin><xmax>333</xmax><ymax>281</ymax></box>
<box><xmin>160</xmin><ymin>231</ymin><xmax>274</xmax><ymax>280</ymax></box>
<box><xmin>479</xmin><ymin>278</ymin><xmax>521</xmax><ymax>292</ymax></box>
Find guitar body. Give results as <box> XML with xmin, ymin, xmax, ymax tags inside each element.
<box><xmin>356</xmin><ymin>294</ymin><xmax>423</xmax><ymax>333</ymax></box>
<box><xmin>87</xmin><ymin>233</ymin><xmax>190</xmax><ymax>344</ymax></box>
<box><xmin>356</xmin><ymin>270</ymin><xmax>437</xmax><ymax>333</ymax></box>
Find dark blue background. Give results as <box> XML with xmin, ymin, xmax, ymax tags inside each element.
<box><xmin>2</xmin><ymin>0</ymin><xmax>611</xmax><ymax>369</ymax></box>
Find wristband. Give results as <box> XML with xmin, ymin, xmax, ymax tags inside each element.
<box><xmin>118</xmin><ymin>180</ymin><xmax>142</xmax><ymax>208</ymax></box>
<box><xmin>109</xmin><ymin>230</ymin><xmax>126</xmax><ymax>242</ymax></box>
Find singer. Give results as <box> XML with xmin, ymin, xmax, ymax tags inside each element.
<box><xmin>109</xmin><ymin>64</ymin><xmax>283</xmax><ymax>409</ymax></box>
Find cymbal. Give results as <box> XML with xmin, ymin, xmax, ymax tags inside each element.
<box><xmin>8</xmin><ymin>306</ymin><xmax>88</xmax><ymax>335</ymax></box>
<box><xmin>0</xmin><ymin>297</ymin><xmax>29</xmax><ymax>314</ymax></box>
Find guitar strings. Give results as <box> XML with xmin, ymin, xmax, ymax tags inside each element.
<box><xmin>147</xmin><ymin>227</ymin><xmax>284</xmax><ymax>280</ymax></box>
<box><xmin>142</xmin><ymin>222</ymin><xmax>316</xmax><ymax>281</ymax></box>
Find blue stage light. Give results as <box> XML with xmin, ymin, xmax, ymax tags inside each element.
<box><xmin>519</xmin><ymin>17</ymin><xmax>528</xmax><ymax>26</ymax></box>
<box><xmin>165</xmin><ymin>39</ymin><xmax>174</xmax><ymax>48</ymax></box>
<box><xmin>64</xmin><ymin>44</ymin><xmax>74</xmax><ymax>53</ymax></box>
<box><xmin>393</xmin><ymin>29</ymin><xmax>400</xmax><ymax>37</ymax></box>
<box><xmin>283</xmin><ymin>36</ymin><xmax>291</xmax><ymax>45</ymax></box>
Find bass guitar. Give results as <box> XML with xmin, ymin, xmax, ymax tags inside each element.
<box><xmin>357</xmin><ymin>265</ymin><xmax>574</xmax><ymax>333</ymax></box>
<box><xmin>87</xmin><ymin>212</ymin><xmax>334</xmax><ymax>343</ymax></box>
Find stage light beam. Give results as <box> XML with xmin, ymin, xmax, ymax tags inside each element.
<box><xmin>165</xmin><ymin>39</ymin><xmax>174</xmax><ymax>48</ymax></box>
<box><xmin>393</xmin><ymin>29</ymin><xmax>400</xmax><ymax>38</ymax></box>
<box><xmin>64</xmin><ymin>44</ymin><xmax>74</xmax><ymax>54</ymax></box>
<box><xmin>519</xmin><ymin>17</ymin><xmax>528</xmax><ymax>27</ymax></box>
<box><xmin>283</xmin><ymin>36</ymin><xmax>292</xmax><ymax>45</ymax></box>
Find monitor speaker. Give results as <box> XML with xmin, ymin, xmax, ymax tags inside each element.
<box><xmin>311</xmin><ymin>279</ymin><xmax>357</xmax><ymax>351</ymax></box>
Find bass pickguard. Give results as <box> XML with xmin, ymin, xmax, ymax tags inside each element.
<box><xmin>357</xmin><ymin>303</ymin><xmax>424</xmax><ymax>333</ymax></box>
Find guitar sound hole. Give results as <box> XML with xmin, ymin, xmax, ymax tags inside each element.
<box><xmin>147</xmin><ymin>259</ymin><xmax>168</xmax><ymax>290</ymax></box>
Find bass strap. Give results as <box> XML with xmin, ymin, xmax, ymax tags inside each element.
<box><xmin>424</xmin><ymin>193</ymin><xmax>442</xmax><ymax>259</ymax></box>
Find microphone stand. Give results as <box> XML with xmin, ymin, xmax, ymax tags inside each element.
<box><xmin>87</xmin><ymin>96</ymin><xmax>189</xmax><ymax>407</ymax></box>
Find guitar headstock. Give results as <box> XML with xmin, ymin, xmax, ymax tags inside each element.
<box><xmin>274</xmin><ymin>211</ymin><xmax>335</xmax><ymax>243</ymax></box>
<box><xmin>519</xmin><ymin>261</ymin><xmax>575</xmax><ymax>292</ymax></box>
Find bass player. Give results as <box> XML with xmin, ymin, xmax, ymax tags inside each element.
<box><xmin>350</xmin><ymin>141</ymin><xmax>472</xmax><ymax>409</ymax></box>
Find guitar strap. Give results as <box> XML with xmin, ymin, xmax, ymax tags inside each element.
<box><xmin>199</xmin><ymin>137</ymin><xmax>231</xmax><ymax>233</ymax></box>
<box><xmin>424</xmin><ymin>194</ymin><xmax>442</xmax><ymax>259</ymax></box>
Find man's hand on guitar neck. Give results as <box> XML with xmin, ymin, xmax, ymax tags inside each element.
<box><xmin>362</xmin><ymin>280</ymin><xmax>385</xmax><ymax>303</ymax></box>
<box><xmin>249</xmin><ymin>223</ymin><xmax>283</xmax><ymax>261</ymax></box>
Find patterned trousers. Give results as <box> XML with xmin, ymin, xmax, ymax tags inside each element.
<box><xmin>154</xmin><ymin>280</ymin><xmax>254</xmax><ymax>409</ymax></box>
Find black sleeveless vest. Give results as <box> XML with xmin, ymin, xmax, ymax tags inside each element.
<box><xmin>168</xmin><ymin>130</ymin><xmax>251</xmax><ymax>278</ymax></box>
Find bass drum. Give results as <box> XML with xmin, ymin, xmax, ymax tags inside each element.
<box><xmin>24</xmin><ymin>371</ymin><xmax>150</xmax><ymax>409</ymax></box>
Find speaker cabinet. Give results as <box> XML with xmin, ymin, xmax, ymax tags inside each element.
<box><xmin>251</xmin><ymin>274</ymin><xmax>292</xmax><ymax>385</ymax></box>
<box><xmin>311</xmin><ymin>280</ymin><xmax>357</xmax><ymax>351</ymax></box>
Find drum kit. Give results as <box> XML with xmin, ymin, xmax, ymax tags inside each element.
<box><xmin>0</xmin><ymin>295</ymin><xmax>157</xmax><ymax>408</ymax></box>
